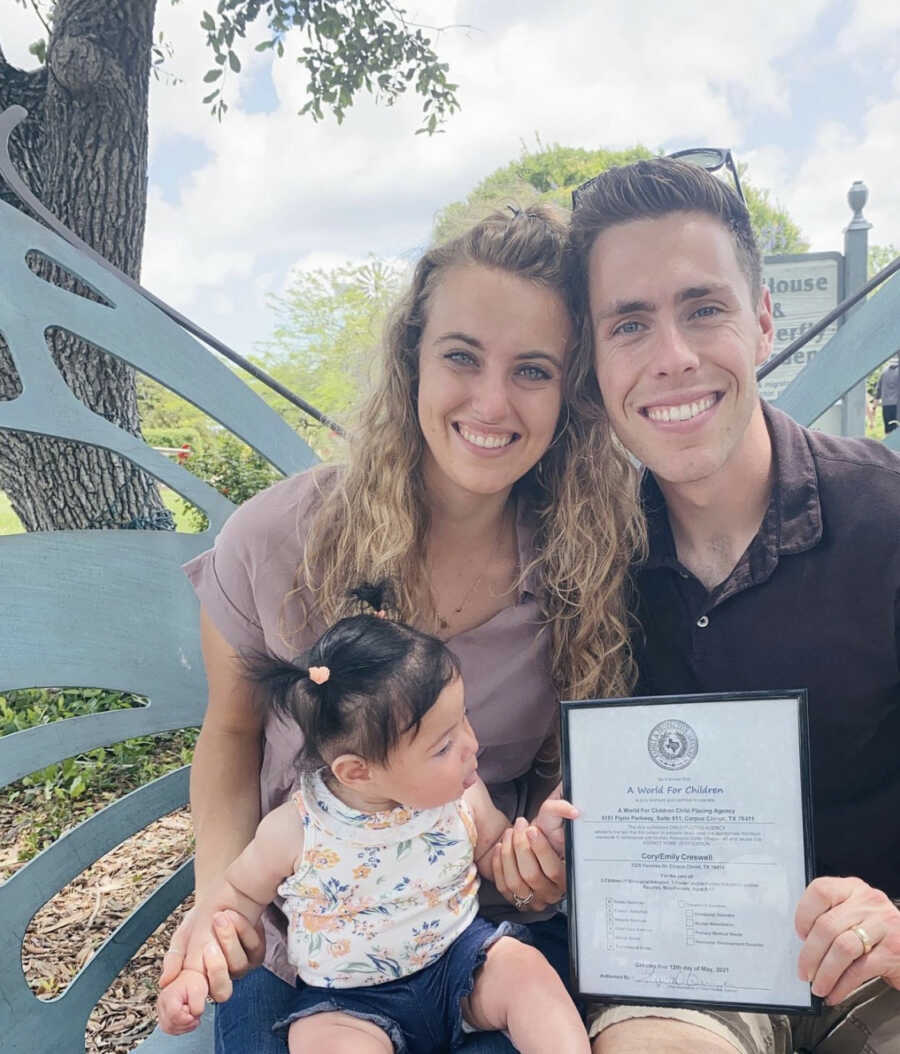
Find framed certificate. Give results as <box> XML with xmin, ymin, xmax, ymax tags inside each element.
<box><xmin>561</xmin><ymin>691</ymin><xmax>818</xmax><ymax>1015</ymax></box>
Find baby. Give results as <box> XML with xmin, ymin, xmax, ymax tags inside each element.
<box><xmin>157</xmin><ymin>584</ymin><xmax>587</xmax><ymax>1053</ymax></box>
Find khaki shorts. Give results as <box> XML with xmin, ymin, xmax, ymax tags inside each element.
<box><xmin>586</xmin><ymin>979</ymin><xmax>900</xmax><ymax>1053</ymax></box>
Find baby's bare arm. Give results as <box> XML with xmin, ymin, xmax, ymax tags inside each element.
<box><xmin>464</xmin><ymin>778</ymin><xmax>579</xmax><ymax>877</ymax></box>
<box><xmin>183</xmin><ymin>800</ymin><xmax>303</xmax><ymax>972</ymax></box>
<box><xmin>463</xmin><ymin>778</ymin><xmax>516</xmax><ymax>877</ymax></box>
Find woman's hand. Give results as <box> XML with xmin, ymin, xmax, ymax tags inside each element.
<box><xmin>159</xmin><ymin>906</ymin><xmax>266</xmax><ymax>1003</ymax></box>
<box><xmin>491</xmin><ymin>817</ymin><xmax>567</xmax><ymax>912</ymax></box>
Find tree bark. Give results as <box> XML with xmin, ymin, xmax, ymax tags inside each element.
<box><xmin>0</xmin><ymin>41</ymin><xmax>46</xmax><ymax>211</ymax></box>
<box><xmin>0</xmin><ymin>0</ymin><xmax>173</xmax><ymax>530</ymax></box>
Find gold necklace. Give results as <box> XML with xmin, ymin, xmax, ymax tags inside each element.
<box><xmin>431</xmin><ymin>506</ymin><xmax>512</xmax><ymax>632</ymax></box>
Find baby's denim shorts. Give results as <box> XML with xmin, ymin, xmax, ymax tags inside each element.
<box><xmin>272</xmin><ymin>916</ymin><xmax>530</xmax><ymax>1053</ymax></box>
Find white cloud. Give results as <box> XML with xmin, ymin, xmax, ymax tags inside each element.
<box><xmin>772</xmin><ymin>96</ymin><xmax>900</xmax><ymax>254</ymax></box>
<box><xmin>838</xmin><ymin>0</ymin><xmax>900</xmax><ymax>55</ymax></box>
<box><xmin>5</xmin><ymin>0</ymin><xmax>897</xmax><ymax>368</ymax></box>
<box><xmin>743</xmin><ymin>145</ymin><xmax>792</xmax><ymax>199</ymax></box>
<box><xmin>1</xmin><ymin>5</ymin><xmax>45</xmax><ymax>68</ymax></box>
<box><xmin>131</xmin><ymin>0</ymin><xmax>900</xmax><ymax>349</ymax></box>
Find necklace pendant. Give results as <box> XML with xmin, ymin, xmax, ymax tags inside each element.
<box><xmin>430</xmin><ymin>504</ymin><xmax>510</xmax><ymax>635</ymax></box>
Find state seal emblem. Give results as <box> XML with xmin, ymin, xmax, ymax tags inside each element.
<box><xmin>647</xmin><ymin>719</ymin><xmax>699</xmax><ymax>770</ymax></box>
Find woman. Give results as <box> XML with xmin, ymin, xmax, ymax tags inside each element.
<box><xmin>159</xmin><ymin>204</ymin><xmax>644</xmax><ymax>1053</ymax></box>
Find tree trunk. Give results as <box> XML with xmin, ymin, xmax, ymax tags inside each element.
<box><xmin>0</xmin><ymin>0</ymin><xmax>173</xmax><ymax>530</ymax></box>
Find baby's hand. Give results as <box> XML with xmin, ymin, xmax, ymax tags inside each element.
<box><xmin>157</xmin><ymin>967</ymin><xmax>209</xmax><ymax>1035</ymax></box>
<box><xmin>534</xmin><ymin>784</ymin><xmax>579</xmax><ymax>857</ymax></box>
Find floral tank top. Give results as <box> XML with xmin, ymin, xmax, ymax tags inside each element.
<box><xmin>277</xmin><ymin>771</ymin><xmax>480</xmax><ymax>988</ymax></box>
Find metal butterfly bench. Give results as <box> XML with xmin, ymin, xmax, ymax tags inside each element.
<box><xmin>0</xmin><ymin>102</ymin><xmax>320</xmax><ymax>1052</ymax></box>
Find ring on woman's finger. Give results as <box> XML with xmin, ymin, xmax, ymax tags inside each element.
<box><xmin>513</xmin><ymin>890</ymin><xmax>535</xmax><ymax>911</ymax></box>
<box><xmin>849</xmin><ymin>924</ymin><xmax>874</xmax><ymax>956</ymax></box>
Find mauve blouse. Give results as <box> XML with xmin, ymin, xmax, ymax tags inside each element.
<box><xmin>183</xmin><ymin>466</ymin><xmax>559</xmax><ymax>983</ymax></box>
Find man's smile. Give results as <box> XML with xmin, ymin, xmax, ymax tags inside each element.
<box><xmin>640</xmin><ymin>392</ymin><xmax>721</xmax><ymax>423</ymax></box>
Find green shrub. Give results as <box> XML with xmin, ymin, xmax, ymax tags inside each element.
<box><xmin>141</xmin><ymin>426</ymin><xmax>207</xmax><ymax>453</ymax></box>
<box><xmin>179</xmin><ymin>432</ymin><xmax>281</xmax><ymax>529</ymax></box>
<box><xmin>1</xmin><ymin>688</ymin><xmax>197</xmax><ymax>861</ymax></box>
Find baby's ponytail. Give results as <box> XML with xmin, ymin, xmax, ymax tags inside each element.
<box><xmin>242</xmin><ymin>651</ymin><xmax>340</xmax><ymax>761</ymax></box>
<box><xmin>243</xmin><ymin>580</ymin><xmax>459</xmax><ymax>770</ymax></box>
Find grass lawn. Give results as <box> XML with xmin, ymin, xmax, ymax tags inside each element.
<box><xmin>0</xmin><ymin>491</ymin><xmax>23</xmax><ymax>535</ymax></box>
<box><xmin>160</xmin><ymin>486</ymin><xmax>201</xmax><ymax>532</ymax></box>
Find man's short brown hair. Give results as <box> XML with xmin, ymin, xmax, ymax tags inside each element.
<box><xmin>569</xmin><ymin>157</ymin><xmax>762</xmax><ymax>308</ymax></box>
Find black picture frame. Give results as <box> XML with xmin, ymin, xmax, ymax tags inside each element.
<box><xmin>561</xmin><ymin>690</ymin><xmax>818</xmax><ymax>1016</ymax></box>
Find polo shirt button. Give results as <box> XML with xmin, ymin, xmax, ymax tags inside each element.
<box><xmin>696</xmin><ymin>615</ymin><xmax>709</xmax><ymax>628</ymax></box>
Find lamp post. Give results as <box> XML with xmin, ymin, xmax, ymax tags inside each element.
<box><xmin>842</xmin><ymin>180</ymin><xmax>872</xmax><ymax>436</ymax></box>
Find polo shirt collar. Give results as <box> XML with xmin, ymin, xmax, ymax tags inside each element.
<box><xmin>641</xmin><ymin>401</ymin><xmax>823</xmax><ymax>580</ymax></box>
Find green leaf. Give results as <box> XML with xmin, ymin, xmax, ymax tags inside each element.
<box><xmin>203</xmin><ymin>67</ymin><xmax>223</xmax><ymax>82</ymax></box>
<box><xmin>198</xmin><ymin>0</ymin><xmax>460</xmax><ymax>133</ymax></box>
<box><xmin>203</xmin><ymin>89</ymin><xmax>221</xmax><ymax>103</ymax></box>
<box><xmin>28</xmin><ymin>39</ymin><xmax>48</xmax><ymax>64</ymax></box>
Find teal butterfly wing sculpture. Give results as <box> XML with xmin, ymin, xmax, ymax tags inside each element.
<box><xmin>773</xmin><ymin>278</ymin><xmax>900</xmax><ymax>451</ymax></box>
<box><xmin>0</xmin><ymin>105</ymin><xmax>319</xmax><ymax>1052</ymax></box>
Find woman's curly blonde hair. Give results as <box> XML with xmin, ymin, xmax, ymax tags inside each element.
<box><xmin>296</xmin><ymin>203</ymin><xmax>645</xmax><ymax>701</ymax></box>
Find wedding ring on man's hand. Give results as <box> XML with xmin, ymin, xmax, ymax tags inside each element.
<box><xmin>513</xmin><ymin>890</ymin><xmax>535</xmax><ymax>911</ymax></box>
<box><xmin>850</xmin><ymin>924</ymin><xmax>874</xmax><ymax>956</ymax></box>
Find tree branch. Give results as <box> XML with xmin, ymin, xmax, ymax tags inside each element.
<box><xmin>27</xmin><ymin>0</ymin><xmax>52</xmax><ymax>35</ymax></box>
<box><xmin>396</xmin><ymin>20</ymin><xmax>481</xmax><ymax>35</ymax></box>
<box><xmin>381</xmin><ymin>0</ymin><xmax>480</xmax><ymax>39</ymax></box>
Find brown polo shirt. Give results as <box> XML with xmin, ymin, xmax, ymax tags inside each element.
<box><xmin>634</xmin><ymin>403</ymin><xmax>900</xmax><ymax>897</ymax></box>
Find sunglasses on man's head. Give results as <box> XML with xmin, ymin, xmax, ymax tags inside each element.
<box><xmin>571</xmin><ymin>146</ymin><xmax>746</xmax><ymax>210</ymax></box>
<box><xmin>667</xmin><ymin>147</ymin><xmax>745</xmax><ymax>203</ymax></box>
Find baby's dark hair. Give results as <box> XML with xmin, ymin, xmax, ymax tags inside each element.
<box><xmin>243</xmin><ymin>582</ymin><xmax>460</xmax><ymax>770</ymax></box>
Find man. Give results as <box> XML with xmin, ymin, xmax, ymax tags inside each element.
<box><xmin>874</xmin><ymin>355</ymin><xmax>899</xmax><ymax>434</ymax></box>
<box><xmin>568</xmin><ymin>158</ymin><xmax>900</xmax><ymax>1054</ymax></box>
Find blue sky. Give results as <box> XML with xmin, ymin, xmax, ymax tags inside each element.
<box><xmin>4</xmin><ymin>0</ymin><xmax>900</xmax><ymax>358</ymax></box>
